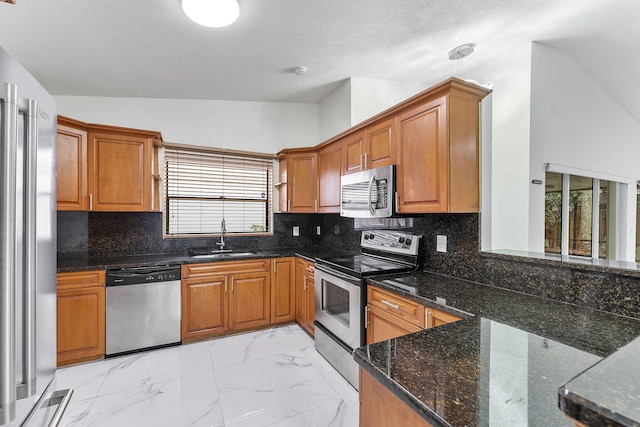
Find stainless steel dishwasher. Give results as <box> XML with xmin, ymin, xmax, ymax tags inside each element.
<box><xmin>105</xmin><ymin>265</ymin><xmax>181</xmax><ymax>357</ymax></box>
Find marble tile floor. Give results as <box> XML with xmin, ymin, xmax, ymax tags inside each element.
<box><xmin>57</xmin><ymin>325</ymin><xmax>359</xmax><ymax>427</ymax></box>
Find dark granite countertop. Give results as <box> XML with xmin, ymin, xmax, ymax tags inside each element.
<box><xmin>56</xmin><ymin>246</ymin><xmax>344</xmax><ymax>273</ymax></box>
<box><xmin>355</xmin><ymin>271</ymin><xmax>640</xmax><ymax>427</ymax></box>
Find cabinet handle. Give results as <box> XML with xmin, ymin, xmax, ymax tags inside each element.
<box><xmin>359</xmin><ymin>153</ymin><xmax>363</xmax><ymax>169</ymax></box>
<box><xmin>315</xmin><ymin>199</ymin><xmax>318</xmax><ymax>212</ymax></box>
<box><xmin>426</xmin><ymin>309</ymin><xmax>432</xmax><ymax>328</ymax></box>
<box><xmin>303</xmin><ymin>276</ymin><xmax>308</xmax><ymax>290</ymax></box>
<box><xmin>394</xmin><ymin>192</ymin><xmax>399</xmax><ymax>210</ymax></box>
<box><xmin>89</xmin><ymin>193</ymin><xmax>93</xmax><ymax>211</ymax></box>
<box><xmin>287</xmin><ymin>199</ymin><xmax>291</xmax><ymax>212</ymax></box>
<box><xmin>381</xmin><ymin>299</ymin><xmax>400</xmax><ymax>310</ymax></box>
<box><xmin>273</xmin><ymin>261</ymin><xmax>277</xmax><ymax>273</ymax></box>
<box><xmin>231</xmin><ymin>277</ymin><xmax>234</xmax><ymax>292</ymax></box>
<box><xmin>364</xmin><ymin>306</ymin><xmax>369</xmax><ymax>328</ymax></box>
<box><xmin>364</xmin><ymin>152</ymin><xmax>369</xmax><ymax>169</ymax></box>
<box><xmin>225</xmin><ymin>278</ymin><xmax>228</xmax><ymax>293</ymax></box>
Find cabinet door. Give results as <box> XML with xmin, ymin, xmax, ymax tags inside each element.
<box><xmin>271</xmin><ymin>258</ymin><xmax>296</xmax><ymax>324</ymax></box>
<box><xmin>295</xmin><ymin>258</ymin><xmax>316</xmax><ymax>335</ymax></box>
<box><xmin>56</xmin><ymin>270</ymin><xmax>105</xmax><ymax>366</ymax></box>
<box><xmin>427</xmin><ymin>307</ymin><xmax>461</xmax><ymax>329</ymax></box>
<box><xmin>230</xmin><ymin>271</ymin><xmax>270</xmax><ymax>331</ymax></box>
<box><xmin>88</xmin><ymin>131</ymin><xmax>151</xmax><ymax>211</ymax></box>
<box><xmin>182</xmin><ymin>275</ymin><xmax>229</xmax><ymax>342</ymax></box>
<box><xmin>365</xmin><ymin>118</ymin><xmax>395</xmax><ymax>170</ymax></box>
<box><xmin>342</xmin><ymin>131</ymin><xmax>365</xmax><ymax>175</ymax></box>
<box><xmin>395</xmin><ymin>97</ymin><xmax>448</xmax><ymax>213</ymax></box>
<box><xmin>360</xmin><ymin>368</ymin><xmax>434</xmax><ymax>427</ymax></box>
<box><xmin>305</xmin><ymin>271</ymin><xmax>315</xmax><ymax>335</ymax></box>
<box><xmin>288</xmin><ymin>152</ymin><xmax>317</xmax><ymax>212</ymax></box>
<box><xmin>56</xmin><ymin>122</ymin><xmax>88</xmax><ymax>210</ymax></box>
<box><xmin>317</xmin><ymin>142</ymin><xmax>342</xmax><ymax>213</ymax></box>
<box><xmin>366</xmin><ymin>305</ymin><xmax>422</xmax><ymax>345</ymax></box>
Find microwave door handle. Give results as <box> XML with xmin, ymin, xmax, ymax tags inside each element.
<box><xmin>0</xmin><ymin>82</ymin><xmax>18</xmax><ymax>424</ymax></box>
<box><xmin>368</xmin><ymin>174</ymin><xmax>376</xmax><ymax>216</ymax></box>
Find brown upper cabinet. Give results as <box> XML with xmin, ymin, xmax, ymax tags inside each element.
<box><xmin>56</xmin><ymin>116</ymin><xmax>89</xmax><ymax>210</ymax></box>
<box><xmin>316</xmin><ymin>142</ymin><xmax>342</xmax><ymax>213</ymax></box>
<box><xmin>277</xmin><ymin>78</ymin><xmax>490</xmax><ymax>215</ymax></box>
<box><xmin>277</xmin><ymin>150</ymin><xmax>317</xmax><ymax>213</ymax></box>
<box><xmin>343</xmin><ymin>118</ymin><xmax>395</xmax><ymax>175</ymax></box>
<box><xmin>56</xmin><ymin>116</ymin><xmax>163</xmax><ymax>212</ymax></box>
<box><xmin>395</xmin><ymin>82</ymin><xmax>487</xmax><ymax>213</ymax></box>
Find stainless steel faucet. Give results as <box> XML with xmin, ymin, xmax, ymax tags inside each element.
<box><xmin>217</xmin><ymin>218</ymin><xmax>227</xmax><ymax>250</ymax></box>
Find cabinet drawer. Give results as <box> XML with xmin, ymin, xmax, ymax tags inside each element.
<box><xmin>367</xmin><ymin>285</ymin><xmax>425</xmax><ymax>328</ymax></box>
<box><xmin>56</xmin><ymin>270</ymin><xmax>105</xmax><ymax>290</ymax></box>
<box><xmin>182</xmin><ymin>259</ymin><xmax>270</xmax><ymax>278</ymax></box>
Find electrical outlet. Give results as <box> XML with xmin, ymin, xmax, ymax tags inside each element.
<box><xmin>436</xmin><ymin>235</ymin><xmax>447</xmax><ymax>253</ymax></box>
<box><xmin>293</xmin><ymin>226</ymin><xmax>300</xmax><ymax>237</ymax></box>
<box><xmin>316</xmin><ymin>226</ymin><xmax>321</xmax><ymax>235</ymax></box>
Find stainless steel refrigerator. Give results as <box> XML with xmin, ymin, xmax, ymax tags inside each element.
<box><xmin>1</xmin><ymin>46</ymin><xmax>72</xmax><ymax>426</ymax></box>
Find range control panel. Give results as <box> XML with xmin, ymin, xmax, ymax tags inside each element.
<box><xmin>360</xmin><ymin>230</ymin><xmax>421</xmax><ymax>256</ymax></box>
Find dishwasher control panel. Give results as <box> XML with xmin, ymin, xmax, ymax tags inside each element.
<box><xmin>106</xmin><ymin>265</ymin><xmax>181</xmax><ymax>286</ymax></box>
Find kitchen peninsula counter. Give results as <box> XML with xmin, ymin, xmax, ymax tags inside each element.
<box><xmin>356</xmin><ymin>272</ymin><xmax>640</xmax><ymax>426</ymax></box>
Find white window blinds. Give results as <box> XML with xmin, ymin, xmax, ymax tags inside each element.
<box><xmin>164</xmin><ymin>145</ymin><xmax>274</xmax><ymax>236</ymax></box>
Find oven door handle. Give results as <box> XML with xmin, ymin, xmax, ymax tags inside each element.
<box><xmin>314</xmin><ymin>264</ymin><xmax>362</xmax><ymax>286</ymax></box>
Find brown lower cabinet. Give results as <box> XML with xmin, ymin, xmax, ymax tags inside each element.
<box><xmin>360</xmin><ymin>368</ymin><xmax>433</xmax><ymax>427</ymax></box>
<box><xmin>181</xmin><ymin>259</ymin><xmax>271</xmax><ymax>342</ymax></box>
<box><xmin>271</xmin><ymin>257</ymin><xmax>296</xmax><ymax>324</ymax></box>
<box><xmin>366</xmin><ymin>285</ymin><xmax>462</xmax><ymax>344</ymax></box>
<box><xmin>366</xmin><ymin>304</ymin><xmax>422</xmax><ymax>344</ymax></box>
<box><xmin>56</xmin><ymin>270</ymin><xmax>106</xmax><ymax>366</ymax></box>
<box><xmin>295</xmin><ymin>258</ymin><xmax>315</xmax><ymax>336</ymax></box>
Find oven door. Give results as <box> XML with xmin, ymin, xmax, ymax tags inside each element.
<box><xmin>314</xmin><ymin>265</ymin><xmax>362</xmax><ymax>349</ymax></box>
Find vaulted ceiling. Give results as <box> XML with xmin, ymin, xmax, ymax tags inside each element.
<box><xmin>0</xmin><ymin>0</ymin><xmax>639</xmax><ymax>121</ymax></box>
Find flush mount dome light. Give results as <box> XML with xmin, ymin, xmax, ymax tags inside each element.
<box><xmin>182</xmin><ymin>0</ymin><xmax>240</xmax><ymax>28</ymax></box>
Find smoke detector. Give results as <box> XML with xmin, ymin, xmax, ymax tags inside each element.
<box><xmin>292</xmin><ymin>66</ymin><xmax>308</xmax><ymax>76</ymax></box>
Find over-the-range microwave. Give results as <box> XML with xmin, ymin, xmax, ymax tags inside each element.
<box><xmin>340</xmin><ymin>165</ymin><xmax>395</xmax><ymax>218</ymax></box>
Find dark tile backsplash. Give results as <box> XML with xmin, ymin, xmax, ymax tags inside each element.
<box><xmin>57</xmin><ymin>211</ymin><xmax>481</xmax><ymax>280</ymax></box>
<box><xmin>58</xmin><ymin>210</ymin><xmax>640</xmax><ymax>318</ymax></box>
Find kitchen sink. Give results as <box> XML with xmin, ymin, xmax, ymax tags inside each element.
<box><xmin>189</xmin><ymin>251</ymin><xmax>256</xmax><ymax>259</ymax></box>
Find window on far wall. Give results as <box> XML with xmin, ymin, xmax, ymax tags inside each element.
<box><xmin>545</xmin><ymin>169</ymin><xmax>619</xmax><ymax>260</ymax></box>
<box><xmin>164</xmin><ymin>144</ymin><xmax>274</xmax><ymax>236</ymax></box>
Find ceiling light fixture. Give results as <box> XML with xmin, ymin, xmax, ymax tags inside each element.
<box><xmin>182</xmin><ymin>0</ymin><xmax>240</xmax><ymax>28</ymax></box>
<box><xmin>447</xmin><ymin>43</ymin><xmax>493</xmax><ymax>89</ymax></box>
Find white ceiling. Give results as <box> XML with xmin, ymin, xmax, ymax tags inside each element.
<box><xmin>0</xmin><ymin>0</ymin><xmax>639</xmax><ymax>118</ymax></box>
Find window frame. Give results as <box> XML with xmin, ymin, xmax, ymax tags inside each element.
<box><xmin>163</xmin><ymin>143</ymin><xmax>275</xmax><ymax>238</ymax></box>
<box><xmin>545</xmin><ymin>163</ymin><xmax>632</xmax><ymax>260</ymax></box>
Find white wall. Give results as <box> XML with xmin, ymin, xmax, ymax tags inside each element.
<box><xmin>350</xmin><ymin>78</ymin><xmax>427</xmax><ymax>125</ymax></box>
<box><xmin>529</xmin><ymin>42</ymin><xmax>640</xmax><ymax>257</ymax></box>
<box><xmin>319</xmin><ymin>79</ymin><xmax>351</xmax><ymax>141</ymax></box>
<box><xmin>485</xmin><ymin>43</ymin><xmax>533</xmax><ymax>252</ymax></box>
<box><xmin>318</xmin><ymin>77</ymin><xmax>430</xmax><ymax>142</ymax></box>
<box><xmin>54</xmin><ymin>96</ymin><xmax>320</xmax><ymax>153</ymax></box>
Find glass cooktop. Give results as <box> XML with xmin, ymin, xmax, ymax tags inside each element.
<box><xmin>317</xmin><ymin>254</ymin><xmax>415</xmax><ymax>278</ymax></box>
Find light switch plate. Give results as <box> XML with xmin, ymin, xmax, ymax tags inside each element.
<box><xmin>316</xmin><ymin>226</ymin><xmax>321</xmax><ymax>235</ymax></box>
<box><xmin>293</xmin><ymin>226</ymin><xmax>300</xmax><ymax>236</ymax></box>
<box><xmin>436</xmin><ymin>235</ymin><xmax>447</xmax><ymax>253</ymax></box>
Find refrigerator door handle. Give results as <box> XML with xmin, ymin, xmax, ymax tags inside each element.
<box><xmin>0</xmin><ymin>82</ymin><xmax>18</xmax><ymax>424</ymax></box>
<box><xmin>16</xmin><ymin>98</ymin><xmax>38</xmax><ymax>400</ymax></box>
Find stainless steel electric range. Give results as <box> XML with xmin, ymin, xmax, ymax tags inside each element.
<box><xmin>314</xmin><ymin>230</ymin><xmax>421</xmax><ymax>389</ymax></box>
